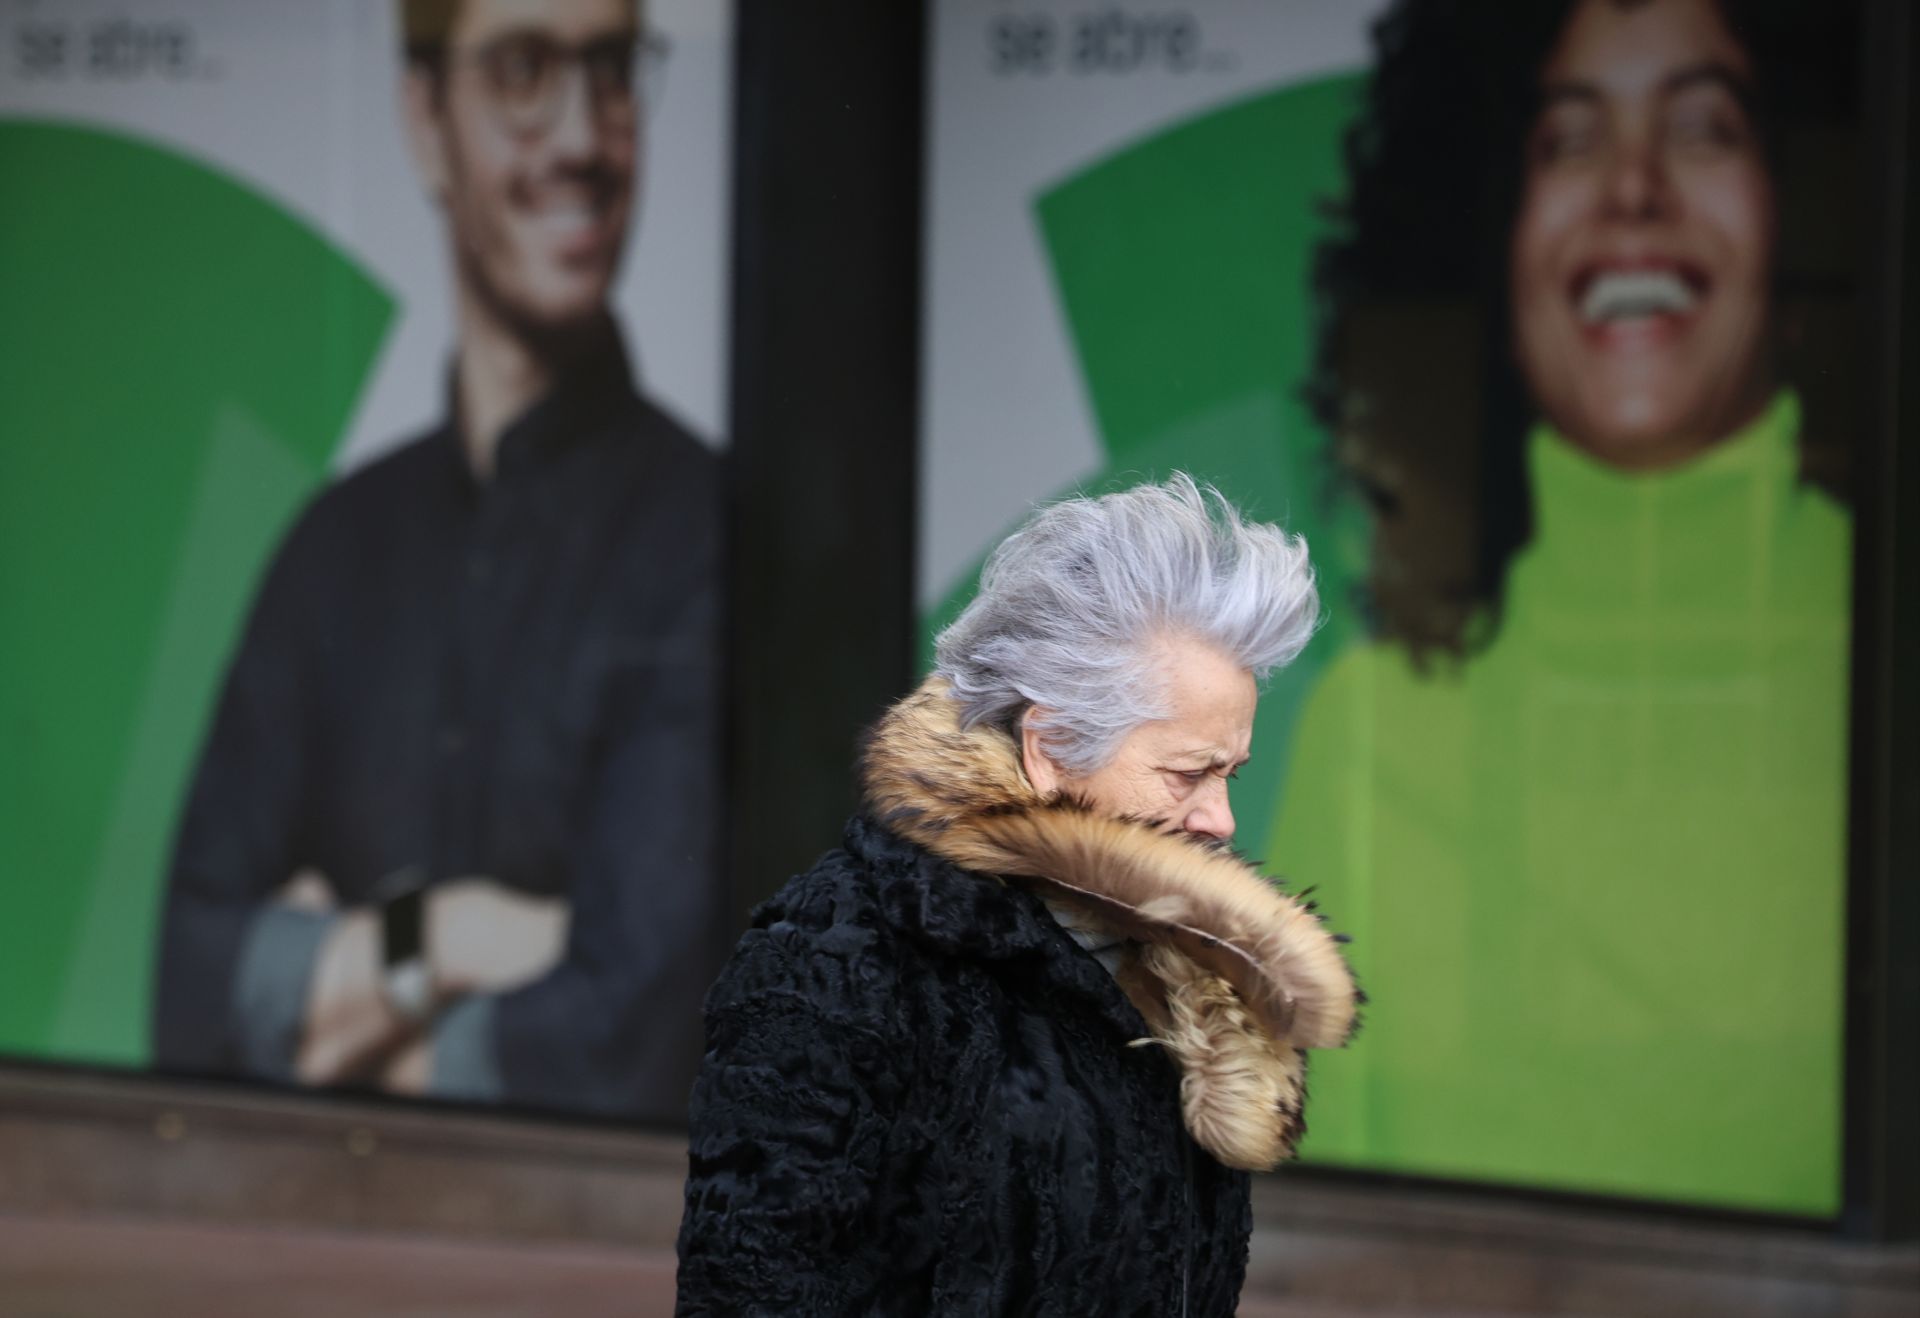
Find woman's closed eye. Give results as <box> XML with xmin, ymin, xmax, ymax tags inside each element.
<box><xmin>1166</xmin><ymin>766</ymin><xmax>1238</xmax><ymax>789</ymax></box>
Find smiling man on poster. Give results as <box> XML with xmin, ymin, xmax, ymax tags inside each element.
<box><xmin>152</xmin><ymin>0</ymin><xmax>723</xmax><ymax>1122</ymax></box>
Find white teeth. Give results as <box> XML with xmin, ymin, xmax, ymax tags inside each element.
<box><xmin>1579</xmin><ymin>269</ymin><xmax>1697</xmax><ymax>323</ymax></box>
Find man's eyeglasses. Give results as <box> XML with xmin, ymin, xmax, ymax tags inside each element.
<box><xmin>417</xmin><ymin>29</ymin><xmax>670</xmax><ymax>138</ymax></box>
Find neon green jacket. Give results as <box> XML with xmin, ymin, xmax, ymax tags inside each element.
<box><xmin>1273</xmin><ymin>392</ymin><xmax>1851</xmax><ymax>1213</ymax></box>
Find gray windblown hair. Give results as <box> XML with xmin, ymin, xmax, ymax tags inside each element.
<box><xmin>933</xmin><ymin>474</ymin><xmax>1320</xmax><ymax>775</ymax></box>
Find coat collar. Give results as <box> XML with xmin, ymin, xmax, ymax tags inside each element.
<box><xmin>854</xmin><ymin>676</ymin><xmax>1362</xmax><ymax>1171</ymax></box>
<box><xmin>858</xmin><ymin>676</ymin><xmax>1359</xmax><ymax>1051</ymax></box>
<box><xmin>842</xmin><ymin>815</ymin><xmax>1157</xmax><ymax>1042</ymax></box>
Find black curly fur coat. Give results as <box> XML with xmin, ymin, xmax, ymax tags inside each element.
<box><xmin>676</xmin><ymin>679</ymin><xmax>1358</xmax><ymax>1315</ymax></box>
<box><xmin>674</xmin><ymin>816</ymin><xmax>1253</xmax><ymax>1316</ymax></box>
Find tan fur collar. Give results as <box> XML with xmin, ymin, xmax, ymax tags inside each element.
<box><xmin>860</xmin><ymin>676</ymin><xmax>1360</xmax><ymax>1170</ymax></box>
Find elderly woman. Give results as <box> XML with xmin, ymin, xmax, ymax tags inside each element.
<box><xmin>676</xmin><ymin>475</ymin><xmax>1358</xmax><ymax>1315</ymax></box>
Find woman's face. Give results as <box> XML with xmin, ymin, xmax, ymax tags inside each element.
<box><xmin>1024</xmin><ymin>637</ymin><xmax>1256</xmax><ymax>843</ymax></box>
<box><xmin>1510</xmin><ymin>0</ymin><xmax>1776</xmax><ymax>469</ymax></box>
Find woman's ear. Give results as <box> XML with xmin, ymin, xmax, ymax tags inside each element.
<box><xmin>1020</xmin><ymin>713</ymin><xmax>1064</xmax><ymax>797</ymax></box>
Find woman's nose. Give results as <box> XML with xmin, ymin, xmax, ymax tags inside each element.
<box><xmin>1602</xmin><ymin>130</ymin><xmax>1671</xmax><ymax>221</ymax></box>
<box><xmin>1183</xmin><ymin>784</ymin><xmax>1235</xmax><ymax>841</ymax></box>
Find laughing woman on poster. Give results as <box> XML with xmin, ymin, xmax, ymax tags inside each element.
<box><xmin>1277</xmin><ymin>0</ymin><xmax>1859</xmax><ymax>1212</ymax></box>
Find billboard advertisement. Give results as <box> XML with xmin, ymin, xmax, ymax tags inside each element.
<box><xmin>922</xmin><ymin>0</ymin><xmax>1861</xmax><ymax>1214</ymax></box>
<box><xmin>0</xmin><ymin>0</ymin><xmax>733</xmax><ymax>1124</ymax></box>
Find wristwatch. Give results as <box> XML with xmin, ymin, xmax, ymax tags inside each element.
<box><xmin>377</xmin><ymin>872</ymin><xmax>435</xmax><ymax>1026</ymax></box>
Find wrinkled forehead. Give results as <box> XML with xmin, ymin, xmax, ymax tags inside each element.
<box><xmin>1135</xmin><ymin>644</ymin><xmax>1257</xmax><ymax>756</ymax></box>
<box><xmin>1539</xmin><ymin>0</ymin><xmax>1753</xmax><ymax>102</ymax></box>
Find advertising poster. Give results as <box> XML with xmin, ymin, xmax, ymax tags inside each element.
<box><xmin>0</xmin><ymin>0</ymin><xmax>732</xmax><ymax>1124</ymax></box>
<box><xmin>922</xmin><ymin>0</ymin><xmax>1860</xmax><ymax>1213</ymax></box>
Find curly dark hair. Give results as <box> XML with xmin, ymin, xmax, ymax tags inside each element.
<box><xmin>1306</xmin><ymin>0</ymin><xmax>1861</xmax><ymax>663</ymax></box>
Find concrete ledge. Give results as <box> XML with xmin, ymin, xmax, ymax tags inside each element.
<box><xmin>0</xmin><ymin>1065</ymin><xmax>685</xmax><ymax>1247</ymax></box>
<box><xmin>4</xmin><ymin>1064</ymin><xmax>1916</xmax><ymax>1316</ymax></box>
<box><xmin>0</xmin><ymin>1214</ymin><xmax>678</xmax><ymax>1318</ymax></box>
<box><xmin>1251</xmin><ymin>1171</ymin><xmax>1920</xmax><ymax>1316</ymax></box>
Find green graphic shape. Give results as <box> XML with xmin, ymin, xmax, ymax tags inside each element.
<box><xmin>922</xmin><ymin>75</ymin><xmax>1371</xmax><ymax>846</ymax></box>
<box><xmin>0</xmin><ymin>120</ymin><xmax>394</xmax><ymax>1068</ymax></box>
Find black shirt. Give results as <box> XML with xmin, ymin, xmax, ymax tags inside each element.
<box><xmin>155</xmin><ymin>335</ymin><xmax>724</xmax><ymax>1122</ymax></box>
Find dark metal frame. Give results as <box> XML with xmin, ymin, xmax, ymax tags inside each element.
<box><xmin>1840</xmin><ymin>0</ymin><xmax>1920</xmax><ymax>1247</ymax></box>
<box><xmin>722</xmin><ymin>0</ymin><xmax>927</xmax><ymax>927</ymax></box>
